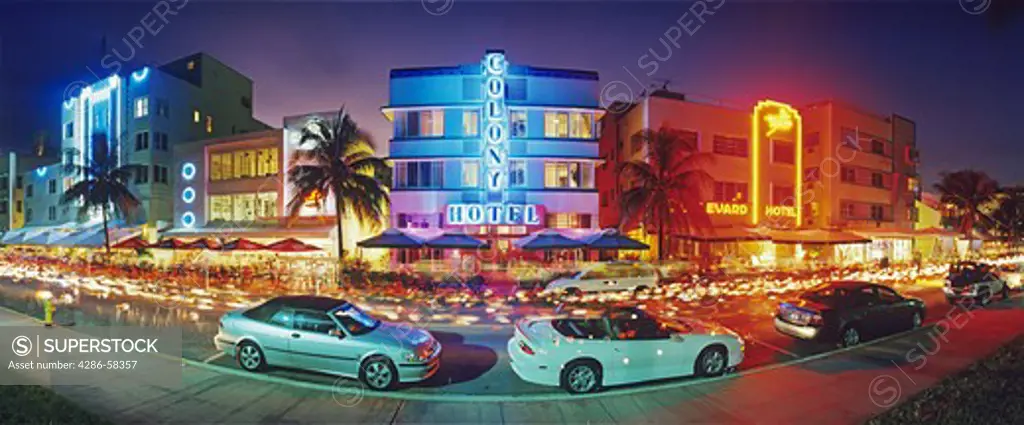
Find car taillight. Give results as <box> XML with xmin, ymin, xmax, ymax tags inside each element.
<box><xmin>519</xmin><ymin>340</ymin><xmax>535</xmax><ymax>355</ymax></box>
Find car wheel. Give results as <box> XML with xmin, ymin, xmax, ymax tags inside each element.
<box><xmin>564</xmin><ymin>288</ymin><xmax>582</xmax><ymax>297</ymax></box>
<box><xmin>910</xmin><ymin>311</ymin><xmax>923</xmax><ymax>329</ymax></box>
<box><xmin>694</xmin><ymin>345</ymin><xmax>728</xmax><ymax>377</ymax></box>
<box><xmin>633</xmin><ymin>286</ymin><xmax>650</xmax><ymax>295</ymax></box>
<box><xmin>561</xmin><ymin>360</ymin><xmax>601</xmax><ymax>394</ymax></box>
<box><xmin>359</xmin><ymin>356</ymin><xmax>398</xmax><ymax>391</ymax></box>
<box><xmin>236</xmin><ymin>341</ymin><xmax>267</xmax><ymax>372</ymax></box>
<box><xmin>840</xmin><ymin>325</ymin><xmax>861</xmax><ymax>348</ymax></box>
<box><xmin>977</xmin><ymin>289</ymin><xmax>991</xmax><ymax>306</ymax></box>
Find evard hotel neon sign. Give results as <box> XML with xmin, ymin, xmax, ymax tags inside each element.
<box><xmin>447</xmin><ymin>52</ymin><xmax>541</xmax><ymax>226</ymax></box>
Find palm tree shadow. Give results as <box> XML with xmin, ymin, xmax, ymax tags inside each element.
<box><xmin>416</xmin><ymin>331</ymin><xmax>497</xmax><ymax>387</ymax></box>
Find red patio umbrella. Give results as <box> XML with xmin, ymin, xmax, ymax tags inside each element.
<box><xmin>112</xmin><ymin>236</ymin><xmax>149</xmax><ymax>249</ymax></box>
<box><xmin>184</xmin><ymin>238</ymin><xmax>222</xmax><ymax>250</ymax></box>
<box><xmin>222</xmin><ymin>238</ymin><xmax>267</xmax><ymax>251</ymax></box>
<box><xmin>266</xmin><ymin>238</ymin><xmax>322</xmax><ymax>253</ymax></box>
<box><xmin>150</xmin><ymin>238</ymin><xmax>188</xmax><ymax>249</ymax></box>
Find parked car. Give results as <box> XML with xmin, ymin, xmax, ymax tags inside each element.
<box><xmin>774</xmin><ymin>281</ymin><xmax>925</xmax><ymax>347</ymax></box>
<box><xmin>997</xmin><ymin>261</ymin><xmax>1024</xmax><ymax>290</ymax></box>
<box><xmin>543</xmin><ymin>261</ymin><xmax>660</xmax><ymax>296</ymax></box>
<box><xmin>508</xmin><ymin>306</ymin><xmax>744</xmax><ymax>394</ymax></box>
<box><xmin>214</xmin><ymin>296</ymin><xmax>441</xmax><ymax>391</ymax></box>
<box><xmin>944</xmin><ymin>261</ymin><xmax>1010</xmax><ymax>306</ymax></box>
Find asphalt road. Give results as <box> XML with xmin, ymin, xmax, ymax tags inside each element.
<box><xmin>0</xmin><ymin>276</ymin><xmax>958</xmax><ymax>396</ymax></box>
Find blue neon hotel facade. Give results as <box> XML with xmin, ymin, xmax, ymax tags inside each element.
<box><xmin>382</xmin><ymin>51</ymin><xmax>603</xmax><ymax>250</ymax></box>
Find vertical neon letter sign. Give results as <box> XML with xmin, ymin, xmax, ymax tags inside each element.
<box><xmin>482</xmin><ymin>52</ymin><xmax>508</xmax><ymax>222</ymax></box>
<box><xmin>751</xmin><ymin>100</ymin><xmax>803</xmax><ymax>227</ymax></box>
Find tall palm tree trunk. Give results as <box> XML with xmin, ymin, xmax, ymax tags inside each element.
<box><xmin>101</xmin><ymin>207</ymin><xmax>111</xmax><ymax>256</ymax></box>
<box><xmin>334</xmin><ymin>191</ymin><xmax>345</xmax><ymax>258</ymax></box>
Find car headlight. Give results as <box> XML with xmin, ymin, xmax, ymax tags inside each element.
<box><xmin>404</xmin><ymin>352</ymin><xmax>423</xmax><ymax>363</ymax></box>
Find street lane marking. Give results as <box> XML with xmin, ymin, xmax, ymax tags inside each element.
<box><xmin>744</xmin><ymin>335</ymin><xmax>800</xmax><ymax>359</ymax></box>
<box><xmin>203</xmin><ymin>352</ymin><xmax>227</xmax><ymax>363</ymax></box>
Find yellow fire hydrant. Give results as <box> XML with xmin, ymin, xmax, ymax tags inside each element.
<box><xmin>38</xmin><ymin>290</ymin><xmax>55</xmax><ymax>327</ymax></box>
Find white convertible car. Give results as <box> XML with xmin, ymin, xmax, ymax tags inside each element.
<box><xmin>508</xmin><ymin>307</ymin><xmax>744</xmax><ymax>393</ymax></box>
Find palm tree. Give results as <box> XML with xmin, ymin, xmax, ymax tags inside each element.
<box><xmin>61</xmin><ymin>133</ymin><xmax>145</xmax><ymax>255</ymax></box>
<box><xmin>987</xmin><ymin>186</ymin><xmax>1024</xmax><ymax>251</ymax></box>
<box><xmin>286</xmin><ymin>107</ymin><xmax>390</xmax><ymax>260</ymax></box>
<box><xmin>933</xmin><ymin>170</ymin><xmax>999</xmax><ymax>253</ymax></box>
<box><xmin>618</xmin><ymin>127</ymin><xmax>714</xmax><ymax>261</ymax></box>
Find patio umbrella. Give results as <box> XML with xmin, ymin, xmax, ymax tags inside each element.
<box><xmin>768</xmin><ymin>229</ymin><xmax>870</xmax><ymax>245</ymax></box>
<box><xmin>184</xmin><ymin>238</ymin><xmax>222</xmax><ymax>250</ymax></box>
<box><xmin>0</xmin><ymin>229</ymin><xmax>26</xmax><ymax>245</ymax></box>
<box><xmin>266</xmin><ymin>238</ymin><xmax>322</xmax><ymax>253</ymax></box>
<box><xmin>357</xmin><ymin>228</ymin><xmax>424</xmax><ymax>248</ymax></box>
<box><xmin>222</xmin><ymin>238</ymin><xmax>267</xmax><ymax>251</ymax></box>
<box><xmin>424</xmin><ymin>232</ymin><xmax>490</xmax><ymax>249</ymax></box>
<box><xmin>113</xmin><ymin>236</ymin><xmax>150</xmax><ymax>249</ymax></box>
<box><xmin>582</xmin><ymin>229</ymin><xmax>649</xmax><ymax>250</ymax></box>
<box><xmin>151</xmin><ymin>238</ymin><xmax>188</xmax><ymax>249</ymax></box>
<box><xmin>514</xmin><ymin>230</ymin><xmax>585</xmax><ymax>250</ymax></box>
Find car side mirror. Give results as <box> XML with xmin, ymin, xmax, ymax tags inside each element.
<box><xmin>329</xmin><ymin>328</ymin><xmax>345</xmax><ymax>339</ymax></box>
<box><xmin>671</xmin><ymin>333</ymin><xmax>685</xmax><ymax>342</ymax></box>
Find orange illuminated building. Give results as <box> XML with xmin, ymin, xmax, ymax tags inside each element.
<box><xmin>598</xmin><ymin>90</ymin><xmax>921</xmax><ymax>262</ymax></box>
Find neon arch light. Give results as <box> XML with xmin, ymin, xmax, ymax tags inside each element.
<box><xmin>751</xmin><ymin>99</ymin><xmax>803</xmax><ymax>227</ymax></box>
<box><xmin>35</xmin><ymin>167</ymin><xmax>47</xmax><ymax>177</ymax></box>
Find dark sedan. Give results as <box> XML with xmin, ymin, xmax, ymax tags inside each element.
<box><xmin>774</xmin><ymin>281</ymin><xmax>926</xmax><ymax>347</ymax></box>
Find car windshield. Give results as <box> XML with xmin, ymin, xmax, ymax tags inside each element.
<box><xmin>552</xmin><ymin>318</ymin><xmax>610</xmax><ymax>339</ymax></box>
<box><xmin>333</xmin><ymin>303</ymin><xmax>381</xmax><ymax>336</ymax></box>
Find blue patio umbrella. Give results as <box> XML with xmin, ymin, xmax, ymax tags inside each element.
<box><xmin>357</xmin><ymin>228</ymin><xmax>424</xmax><ymax>248</ymax></box>
<box><xmin>514</xmin><ymin>230</ymin><xmax>585</xmax><ymax>250</ymax></box>
<box><xmin>583</xmin><ymin>229</ymin><xmax>649</xmax><ymax>250</ymax></box>
<box><xmin>424</xmin><ymin>232</ymin><xmax>490</xmax><ymax>249</ymax></box>
<box><xmin>1</xmin><ymin>229</ymin><xmax>27</xmax><ymax>245</ymax></box>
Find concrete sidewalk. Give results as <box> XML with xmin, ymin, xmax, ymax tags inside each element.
<box><xmin>1</xmin><ymin>301</ymin><xmax>1021</xmax><ymax>424</ymax></box>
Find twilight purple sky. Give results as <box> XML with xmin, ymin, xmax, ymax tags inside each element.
<box><xmin>1</xmin><ymin>1</ymin><xmax>1021</xmax><ymax>186</ymax></box>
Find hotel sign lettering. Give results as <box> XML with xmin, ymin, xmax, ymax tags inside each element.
<box><xmin>483</xmin><ymin>52</ymin><xmax>508</xmax><ymax>198</ymax></box>
<box><xmin>705</xmin><ymin>202</ymin><xmax>797</xmax><ymax>218</ymax></box>
<box><xmin>447</xmin><ymin>204</ymin><xmax>541</xmax><ymax>226</ymax></box>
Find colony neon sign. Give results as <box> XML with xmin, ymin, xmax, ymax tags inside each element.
<box><xmin>483</xmin><ymin>51</ymin><xmax>508</xmax><ymax>198</ymax></box>
<box><xmin>445</xmin><ymin>51</ymin><xmax>541</xmax><ymax>227</ymax></box>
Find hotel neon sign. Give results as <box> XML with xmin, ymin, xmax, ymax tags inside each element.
<box><xmin>446</xmin><ymin>51</ymin><xmax>541</xmax><ymax>226</ymax></box>
<box><xmin>705</xmin><ymin>202</ymin><xmax>797</xmax><ymax>218</ymax></box>
<box><xmin>751</xmin><ymin>100</ymin><xmax>803</xmax><ymax>226</ymax></box>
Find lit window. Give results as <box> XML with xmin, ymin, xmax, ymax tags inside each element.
<box><xmin>463</xmin><ymin>110</ymin><xmax>479</xmax><ymax>137</ymax></box>
<box><xmin>134</xmin><ymin>97</ymin><xmax>149</xmax><ymax>118</ymax></box>
<box><xmin>187</xmin><ymin>60</ymin><xmax>196</xmax><ymax>71</ymax></box>
<box><xmin>461</xmin><ymin>161</ymin><xmax>479</xmax><ymax>187</ymax></box>
<box><xmin>193</xmin><ymin>110</ymin><xmax>201</xmax><ymax>123</ymax></box>
<box><xmin>544</xmin><ymin>161</ymin><xmax>594</xmax><ymax>189</ymax></box>
<box><xmin>569</xmin><ymin>112</ymin><xmax>594</xmax><ymax>139</ymax></box>
<box><xmin>544</xmin><ymin>112</ymin><xmax>569</xmax><ymax>138</ymax></box>
<box><xmin>206</xmin><ymin>116</ymin><xmax>213</xmax><ymax>133</ymax></box>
